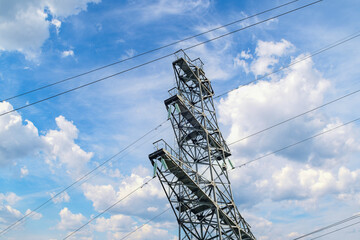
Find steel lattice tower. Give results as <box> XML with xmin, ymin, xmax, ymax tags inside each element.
<box><xmin>149</xmin><ymin>50</ymin><xmax>256</xmax><ymax>240</ymax></box>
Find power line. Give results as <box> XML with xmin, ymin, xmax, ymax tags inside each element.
<box><xmin>0</xmin><ymin>0</ymin><xmax>322</xmax><ymax>118</ymax></box>
<box><xmin>57</xmin><ymin>91</ymin><xmax>359</xmax><ymax>238</ymax></box>
<box><xmin>63</xmin><ymin>177</ymin><xmax>155</xmax><ymax>240</ymax></box>
<box><xmin>108</xmin><ymin>119</ymin><xmax>360</xmax><ymax>238</ymax></box>
<box><xmin>81</xmin><ymin>31</ymin><xmax>360</xmax><ymax>239</ymax></box>
<box><xmin>215</xmin><ymin>30</ymin><xmax>360</xmax><ymax>99</ymax></box>
<box><xmin>0</xmin><ymin>120</ymin><xmax>168</xmax><ymax>237</ymax></box>
<box><xmin>232</xmin><ymin>116</ymin><xmax>360</xmax><ymax>169</ymax></box>
<box><xmin>64</xmin><ymin>77</ymin><xmax>359</xmax><ymax>238</ymax></box>
<box><xmin>7</xmin><ymin>24</ymin><xmax>359</xmax><ymax>237</ymax></box>
<box><xmin>120</xmin><ymin>207</ymin><xmax>171</xmax><ymax>240</ymax></box>
<box><xmin>293</xmin><ymin>213</ymin><xmax>360</xmax><ymax>239</ymax></box>
<box><xmin>7</xmin><ymin>12</ymin><xmax>360</xmax><ymax>239</ymax></box>
<box><xmin>95</xmin><ymin>113</ymin><xmax>359</xmax><ymax>240</ymax></box>
<box><xmin>310</xmin><ymin>220</ymin><xmax>360</xmax><ymax>240</ymax></box>
<box><xmin>73</xmin><ymin>122</ymin><xmax>172</xmax><ymax>188</ymax></box>
<box><xmin>113</xmin><ymin>124</ymin><xmax>360</xmax><ymax>238</ymax></box>
<box><xmin>0</xmin><ymin>0</ymin><xmax>301</xmax><ymax>103</ymax></box>
<box><xmin>228</xmin><ymin>86</ymin><xmax>360</xmax><ymax>146</ymax></box>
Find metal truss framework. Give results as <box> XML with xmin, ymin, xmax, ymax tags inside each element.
<box><xmin>149</xmin><ymin>50</ymin><xmax>256</xmax><ymax>240</ymax></box>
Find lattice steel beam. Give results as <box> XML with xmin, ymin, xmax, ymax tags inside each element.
<box><xmin>149</xmin><ymin>50</ymin><xmax>256</xmax><ymax>240</ymax></box>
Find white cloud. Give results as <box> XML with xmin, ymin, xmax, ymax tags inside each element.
<box><xmin>51</xmin><ymin>18</ymin><xmax>62</xmax><ymax>33</ymax></box>
<box><xmin>241</xmin><ymin>212</ymin><xmax>272</xmax><ymax>240</ymax></box>
<box><xmin>219</xmin><ymin>39</ymin><xmax>360</xmax><ymax>211</ymax></box>
<box><xmin>51</xmin><ymin>191</ymin><xmax>70</xmax><ymax>204</ymax></box>
<box><xmin>250</xmin><ymin>39</ymin><xmax>294</xmax><ymax>76</ymax></box>
<box><xmin>121</xmin><ymin>48</ymin><xmax>136</xmax><ymax>60</ymax></box>
<box><xmin>45</xmin><ymin>0</ymin><xmax>101</xmax><ymax>18</ymax></box>
<box><xmin>219</xmin><ymin>50</ymin><xmax>356</xmax><ymax>163</ymax></box>
<box><xmin>58</xmin><ymin>207</ymin><xmax>86</xmax><ymax>231</ymax></box>
<box><xmin>42</xmin><ymin>115</ymin><xmax>93</xmax><ymax>178</ymax></box>
<box><xmin>61</xmin><ymin>49</ymin><xmax>75</xmax><ymax>58</ymax></box>
<box><xmin>270</xmin><ymin>166</ymin><xmax>360</xmax><ymax>200</ymax></box>
<box><xmin>129</xmin><ymin>0</ymin><xmax>210</xmax><ymax>21</ymax></box>
<box><xmin>0</xmin><ymin>1</ymin><xmax>49</xmax><ymax>59</ymax></box>
<box><xmin>0</xmin><ymin>102</ymin><xmax>43</xmax><ymax>166</ymax></box>
<box><xmin>240</xmin><ymin>50</ymin><xmax>253</xmax><ymax>59</ymax></box>
<box><xmin>0</xmin><ymin>192</ymin><xmax>21</xmax><ymax>206</ymax></box>
<box><xmin>90</xmin><ymin>209</ymin><xmax>177</xmax><ymax>239</ymax></box>
<box><xmin>0</xmin><ymin>102</ymin><xmax>93</xmax><ymax>179</ymax></box>
<box><xmin>0</xmin><ymin>0</ymin><xmax>101</xmax><ymax>59</ymax></box>
<box><xmin>110</xmin><ymin>223</ymin><xmax>176</xmax><ymax>240</ymax></box>
<box><xmin>25</xmin><ymin>209</ymin><xmax>42</xmax><ymax>220</ymax></box>
<box><xmin>234</xmin><ymin>50</ymin><xmax>252</xmax><ymax>74</ymax></box>
<box><xmin>288</xmin><ymin>232</ymin><xmax>300</xmax><ymax>238</ymax></box>
<box><xmin>0</xmin><ymin>192</ymin><xmax>23</xmax><ymax>225</ymax></box>
<box><xmin>83</xmin><ymin>166</ymin><xmax>165</xmax><ymax>215</ymax></box>
<box><xmin>20</xmin><ymin>166</ymin><xmax>29</xmax><ymax>178</ymax></box>
<box><xmin>94</xmin><ymin>214</ymin><xmax>134</xmax><ymax>232</ymax></box>
<box><xmin>1</xmin><ymin>205</ymin><xmax>22</xmax><ymax>219</ymax></box>
<box><xmin>147</xmin><ymin>207</ymin><xmax>158</xmax><ymax>212</ymax></box>
<box><xmin>107</xmin><ymin>168</ymin><xmax>122</xmax><ymax>178</ymax></box>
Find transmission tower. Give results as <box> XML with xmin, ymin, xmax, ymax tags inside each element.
<box><xmin>149</xmin><ymin>50</ymin><xmax>256</xmax><ymax>240</ymax></box>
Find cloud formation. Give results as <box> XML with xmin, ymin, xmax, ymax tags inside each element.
<box><xmin>220</xmin><ymin>51</ymin><xmax>359</xmax><ymax>164</ymax></box>
<box><xmin>58</xmin><ymin>207</ymin><xmax>86</xmax><ymax>231</ymax></box>
<box><xmin>0</xmin><ymin>0</ymin><xmax>101</xmax><ymax>59</ymax></box>
<box><xmin>128</xmin><ymin>0</ymin><xmax>210</xmax><ymax>21</ymax></box>
<box><xmin>0</xmin><ymin>101</ymin><xmax>93</xmax><ymax>179</ymax></box>
<box><xmin>83</xmin><ymin>166</ymin><xmax>165</xmax><ymax>215</ymax></box>
<box><xmin>234</xmin><ymin>39</ymin><xmax>294</xmax><ymax>77</ymax></box>
<box><xmin>0</xmin><ymin>102</ymin><xmax>42</xmax><ymax>166</ymax></box>
<box><xmin>219</xmin><ymin>39</ymin><xmax>360</xmax><ymax>211</ymax></box>
<box><xmin>0</xmin><ymin>192</ymin><xmax>24</xmax><ymax>225</ymax></box>
<box><xmin>61</xmin><ymin>50</ymin><xmax>75</xmax><ymax>58</ymax></box>
<box><xmin>94</xmin><ymin>214</ymin><xmax>177</xmax><ymax>240</ymax></box>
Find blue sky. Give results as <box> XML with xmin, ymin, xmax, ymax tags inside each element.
<box><xmin>0</xmin><ymin>0</ymin><xmax>360</xmax><ymax>239</ymax></box>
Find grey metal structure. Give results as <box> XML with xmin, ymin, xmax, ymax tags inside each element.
<box><xmin>149</xmin><ymin>50</ymin><xmax>256</xmax><ymax>240</ymax></box>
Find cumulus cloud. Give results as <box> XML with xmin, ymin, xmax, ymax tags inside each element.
<box><xmin>83</xmin><ymin>166</ymin><xmax>164</xmax><ymax>215</ymax></box>
<box><xmin>61</xmin><ymin>49</ymin><xmax>75</xmax><ymax>58</ymax></box>
<box><xmin>218</xmin><ymin>39</ymin><xmax>360</xmax><ymax>211</ymax></box>
<box><xmin>241</xmin><ymin>212</ymin><xmax>272</xmax><ymax>240</ymax></box>
<box><xmin>25</xmin><ymin>209</ymin><xmax>43</xmax><ymax>220</ymax></box>
<box><xmin>120</xmin><ymin>48</ymin><xmax>136</xmax><ymax>60</ymax></box>
<box><xmin>219</xmin><ymin>51</ymin><xmax>359</xmax><ymax>164</ymax></box>
<box><xmin>0</xmin><ymin>102</ymin><xmax>43</xmax><ymax>166</ymax></box>
<box><xmin>0</xmin><ymin>205</ymin><xmax>22</xmax><ymax>223</ymax></box>
<box><xmin>57</xmin><ymin>206</ymin><xmax>177</xmax><ymax>239</ymax></box>
<box><xmin>94</xmin><ymin>214</ymin><xmax>134</xmax><ymax>232</ymax></box>
<box><xmin>250</xmin><ymin>39</ymin><xmax>294</xmax><ymax>76</ymax></box>
<box><xmin>110</xmin><ymin>223</ymin><xmax>176</xmax><ymax>240</ymax></box>
<box><xmin>45</xmin><ymin>0</ymin><xmax>101</xmax><ymax>18</ymax></box>
<box><xmin>20</xmin><ymin>166</ymin><xmax>29</xmax><ymax>178</ymax></box>
<box><xmin>51</xmin><ymin>191</ymin><xmax>70</xmax><ymax>204</ymax></box>
<box><xmin>270</xmin><ymin>166</ymin><xmax>360</xmax><ymax>201</ymax></box>
<box><xmin>93</xmin><ymin>213</ymin><xmax>177</xmax><ymax>240</ymax></box>
<box><xmin>129</xmin><ymin>0</ymin><xmax>210</xmax><ymax>21</ymax></box>
<box><xmin>42</xmin><ymin>115</ymin><xmax>93</xmax><ymax>177</ymax></box>
<box><xmin>234</xmin><ymin>50</ymin><xmax>253</xmax><ymax>74</ymax></box>
<box><xmin>51</xmin><ymin>18</ymin><xmax>62</xmax><ymax>34</ymax></box>
<box><xmin>0</xmin><ymin>192</ymin><xmax>23</xmax><ymax>225</ymax></box>
<box><xmin>58</xmin><ymin>207</ymin><xmax>86</xmax><ymax>231</ymax></box>
<box><xmin>0</xmin><ymin>192</ymin><xmax>21</xmax><ymax>206</ymax></box>
<box><xmin>0</xmin><ymin>101</ymin><xmax>93</xmax><ymax>179</ymax></box>
<box><xmin>0</xmin><ymin>0</ymin><xmax>101</xmax><ymax>59</ymax></box>
<box><xmin>147</xmin><ymin>206</ymin><xmax>158</xmax><ymax>212</ymax></box>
